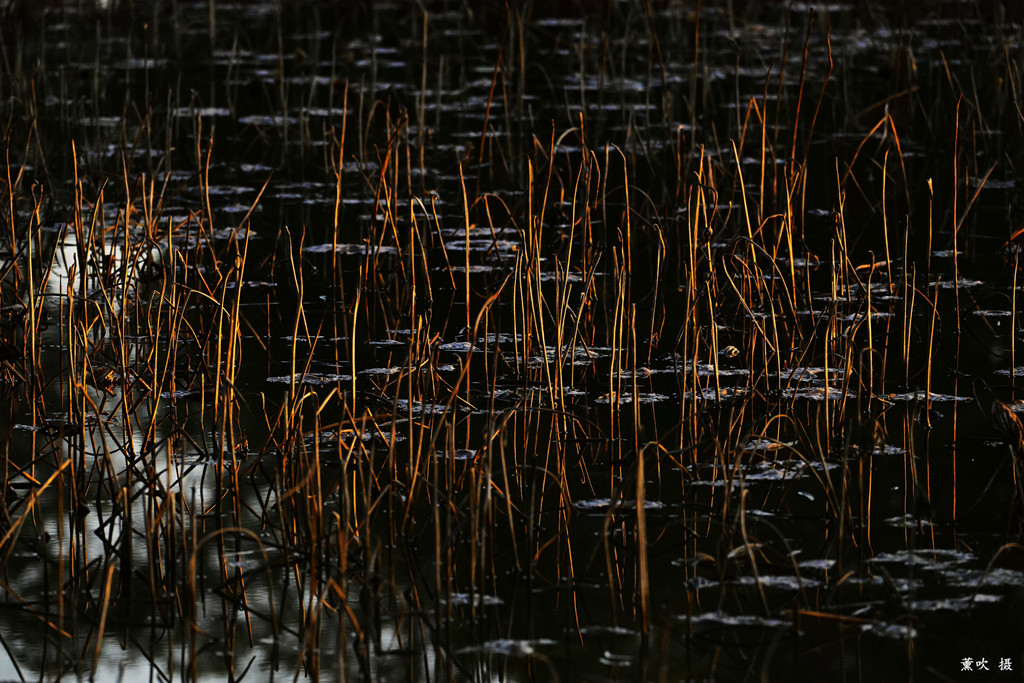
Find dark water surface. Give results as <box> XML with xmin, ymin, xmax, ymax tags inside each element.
<box><xmin>2</xmin><ymin>1</ymin><xmax>1024</xmax><ymax>681</ymax></box>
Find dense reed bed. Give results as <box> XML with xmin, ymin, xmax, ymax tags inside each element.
<box><xmin>1</xmin><ymin>0</ymin><xmax>1024</xmax><ymax>680</ymax></box>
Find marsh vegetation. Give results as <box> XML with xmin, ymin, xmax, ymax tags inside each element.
<box><xmin>1</xmin><ymin>0</ymin><xmax>1024</xmax><ymax>680</ymax></box>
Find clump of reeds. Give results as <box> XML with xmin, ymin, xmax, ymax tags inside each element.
<box><xmin>1</xmin><ymin>0</ymin><xmax>1023</xmax><ymax>681</ymax></box>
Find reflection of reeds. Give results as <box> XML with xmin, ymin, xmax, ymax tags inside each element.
<box><xmin>991</xmin><ymin>398</ymin><xmax>1024</xmax><ymax>454</ymax></box>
